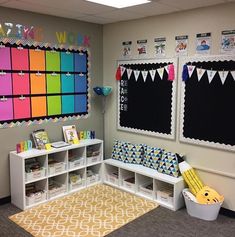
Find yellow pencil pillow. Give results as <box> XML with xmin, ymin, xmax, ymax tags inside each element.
<box><xmin>178</xmin><ymin>159</ymin><xmax>204</xmax><ymax>196</ymax></box>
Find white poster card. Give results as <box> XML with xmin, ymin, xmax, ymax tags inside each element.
<box><xmin>196</xmin><ymin>32</ymin><xmax>211</xmax><ymax>55</ymax></box>
<box><xmin>221</xmin><ymin>30</ymin><xmax>235</xmax><ymax>54</ymax></box>
<box><xmin>137</xmin><ymin>39</ymin><xmax>147</xmax><ymax>58</ymax></box>
<box><xmin>175</xmin><ymin>35</ymin><xmax>188</xmax><ymax>56</ymax></box>
<box><xmin>154</xmin><ymin>37</ymin><xmax>166</xmax><ymax>58</ymax></box>
<box><xmin>122</xmin><ymin>41</ymin><xmax>132</xmax><ymax>58</ymax></box>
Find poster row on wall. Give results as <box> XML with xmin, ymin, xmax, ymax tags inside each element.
<box><xmin>121</xmin><ymin>30</ymin><xmax>235</xmax><ymax>58</ymax></box>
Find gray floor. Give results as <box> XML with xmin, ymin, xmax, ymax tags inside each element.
<box><xmin>1</xmin><ymin>203</ymin><xmax>235</xmax><ymax>237</ymax></box>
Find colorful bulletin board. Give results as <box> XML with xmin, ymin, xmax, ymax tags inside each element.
<box><xmin>179</xmin><ymin>55</ymin><xmax>235</xmax><ymax>151</ymax></box>
<box><xmin>118</xmin><ymin>58</ymin><xmax>177</xmax><ymax>140</ymax></box>
<box><xmin>0</xmin><ymin>39</ymin><xmax>89</xmax><ymax>128</ymax></box>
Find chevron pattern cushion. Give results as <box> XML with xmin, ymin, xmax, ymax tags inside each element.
<box><xmin>124</xmin><ymin>143</ymin><xmax>144</xmax><ymax>165</ymax></box>
<box><xmin>111</xmin><ymin>140</ymin><xmax>126</xmax><ymax>162</ymax></box>
<box><xmin>157</xmin><ymin>151</ymin><xmax>180</xmax><ymax>178</ymax></box>
<box><xmin>142</xmin><ymin>146</ymin><xmax>164</xmax><ymax>170</ymax></box>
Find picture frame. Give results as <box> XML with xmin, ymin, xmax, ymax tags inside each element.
<box><xmin>62</xmin><ymin>125</ymin><xmax>79</xmax><ymax>144</ymax></box>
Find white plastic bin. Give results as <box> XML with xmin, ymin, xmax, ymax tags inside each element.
<box><xmin>183</xmin><ymin>188</ymin><xmax>223</xmax><ymax>221</ymax></box>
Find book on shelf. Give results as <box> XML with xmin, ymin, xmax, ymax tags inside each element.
<box><xmin>62</xmin><ymin>125</ymin><xmax>79</xmax><ymax>144</ymax></box>
<box><xmin>32</xmin><ymin>129</ymin><xmax>50</xmax><ymax>150</ymax></box>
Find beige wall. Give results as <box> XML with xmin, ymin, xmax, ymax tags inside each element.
<box><xmin>103</xmin><ymin>3</ymin><xmax>235</xmax><ymax>210</ymax></box>
<box><xmin>0</xmin><ymin>7</ymin><xmax>103</xmax><ymax>198</ymax></box>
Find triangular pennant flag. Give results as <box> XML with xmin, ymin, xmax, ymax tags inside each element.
<box><xmin>141</xmin><ymin>70</ymin><xmax>148</xmax><ymax>82</ymax></box>
<box><xmin>182</xmin><ymin>64</ymin><xmax>189</xmax><ymax>82</ymax></box>
<box><xmin>126</xmin><ymin>68</ymin><xmax>132</xmax><ymax>79</ymax></box>
<box><xmin>157</xmin><ymin>67</ymin><xmax>164</xmax><ymax>80</ymax></box>
<box><xmin>168</xmin><ymin>64</ymin><xmax>175</xmax><ymax>81</ymax></box>
<box><xmin>120</xmin><ymin>66</ymin><xmax>126</xmax><ymax>76</ymax></box>
<box><xmin>218</xmin><ymin>71</ymin><xmax>229</xmax><ymax>85</ymax></box>
<box><xmin>149</xmin><ymin>69</ymin><xmax>156</xmax><ymax>82</ymax></box>
<box><xmin>207</xmin><ymin>69</ymin><xmax>217</xmax><ymax>83</ymax></box>
<box><xmin>133</xmin><ymin>70</ymin><xmax>140</xmax><ymax>81</ymax></box>
<box><xmin>196</xmin><ymin>68</ymin><xmax>206</xmax><ymax>81</ymax></box>
<box><xmin>230</xmin><ymin>71</ymin><xmax>235</xmax><ymax>81</ymax></box>
<box><xmin>187</xmin><ymin>65</ymin><xmax>196</xmax><ymax>78</ymax></box>
<box><xmin>115</xmin><ymin>66</ymin><xmax>121</xmax><ymax>81</ymax></box>
<box><xmin>164</xmin><ymin>65</ymin><xmax>169</xmax><ymax>74</ymax></box>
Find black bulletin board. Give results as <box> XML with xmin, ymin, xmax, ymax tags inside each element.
<box><xmin>118</xmin><ymin>58</ymin><xmax>177</xmax><ymax>140</ymax></box>
<box><xmin>180</xmin><ymin>55</ymin><xmax>235</xmax><ymax>151</ymax></box>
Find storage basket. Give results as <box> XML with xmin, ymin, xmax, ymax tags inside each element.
<box><xmin>183</xmin><ymin>188</ymin><xmax>223</xmax><ymax>221</ymax></box>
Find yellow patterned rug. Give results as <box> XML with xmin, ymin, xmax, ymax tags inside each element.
<box><xmin>9</xmin><ymin>184</ymin><xmax>158</xmax><ymax>237</ymax></box>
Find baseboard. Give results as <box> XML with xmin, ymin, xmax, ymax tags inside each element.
<box><xmin>0</xmin><ymin>196</ymin><xmax>11</xmax><ymax>205</ymax></box>
<box><xmin>220</xmin><ymin>207</ymin><xmax>235</xmax><ymax>218</ymax></box>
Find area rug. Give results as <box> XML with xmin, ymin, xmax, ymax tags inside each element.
<box><xmin>9</xmin><ymin>184</ymin><xmax>158</xmax><ymax>237</ymax></box>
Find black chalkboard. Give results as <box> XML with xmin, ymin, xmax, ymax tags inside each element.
<box><xmin>180</xmin><ymin>56</ymin><xmax>235</xmax><ymax>151</ymax></box>
<box><xmin>118</xmin><ymin>59</ymin><xmax>177</xmax><ymax>140</ymax></box>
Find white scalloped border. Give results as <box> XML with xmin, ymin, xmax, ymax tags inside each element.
<box><xmin>117</xmin><ymin>57</ymin><xmax>178</xmax><ymax>140</ymax></box>
<box><xmin>179</xmin><ymin>55</ymin><xmax>235</xmax><ymax>152</ymax></box>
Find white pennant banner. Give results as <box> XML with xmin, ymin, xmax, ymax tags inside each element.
<box><xmin>207</xmin><ymin>70</ymin><xmax>217</xmax><ymax>83</ymax></box>
<box><xmin>218</xmin><ymin>71</ymin><xmax>229</xmax><ymax>85</ymax></box>
<box><xmin>133</xmin><ymin>70</ymin><xmax>140</xmax><ymax>81</ymax></box>
<box><xmin>164</xmin><ymin>65</ymin><xmax>169</xmax><ymax>74</ymax></box>
<box><xmin>149</xmin><ymin>69</ymin><xmax>156</xmax><ymax>82</ymax></box>
<box><xmin>141</xmin><ymin>70</ymin><xmax>148</xmax><ymax>82</ymax></box>
<box><xmin>230</xmin><ymin>71</ymin><xmax>235</xmax><ymax>81</ymax></box>
<box><xmin>187</xmin><ymin>65</ymin><xmax>196</xmax><ymax>78</ymax></box>
<box><xmin>196</xmin><ymin>68</ymin><xmax>206</xmax><ymax>81</ymax></box>
<box><xmin>126</xmin><ymin>68</ymin><xmax>133</xmax><ymax>79</ymax></box>
<box><xmin>120</xmin><ymin>66</ymin><xmax>126</xmax><ymax>76</ymax></box>
<box><xmin>157</xmin><ymin>67</ymin><xmax>165</xmax><ymax>80</ymax></box>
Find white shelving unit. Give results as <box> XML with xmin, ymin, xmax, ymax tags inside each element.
<box><xmin>10</xmin><ymin>139</ymin><xmax>103</xmax><ymax>210</ymax></box>
<box><xmin>103</xmin><ymin>159</ymin><xmax>185</xmax><ymax>211</ymax></box>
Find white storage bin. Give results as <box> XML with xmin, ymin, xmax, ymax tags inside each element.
<box><xmin>48</xmin><ymin>183</ymin><xmax>66</xmax><ymax>199</ymax></box>
<box><xmin>26</xmin><ymin>191</ymin><xmax>46</xmax><ymax>206</ymax></box>
<box><xmin>25</xmin><ymin>167</ymin><xmax>46</xmax><ymax>182</ymax></box>
<box><xmin>139</xmin><ymin>182</ymin><xmax>153</xmax><ymax>197</ymax></box>
<box><xmin>49</xmin><ymin>162</ymin><xmax>66</xmax><ymax>175</ymax></box>
<box><xmin>106</xmin><ymin>173</ymin><xmax>119</xmax><ymax>185</ymax></box>
<box><xmin>86</xmin><ymin>174</ymin><xmax>100</xmax><ymax>185</ymax></box>
<box><xmin>157</xmin><ymin>190</ymin><xmax>173</xmax><ymax>205</ymax></box>
<box><xmin>183</xmin><ymin>189</ymin><xmax>223</xmax><ymax>221</ymax></box>
<box><xmin>69</xmin><ymin>157</ymin><xmax>85</xmax><ymax>169</ymax></box>
<box><xmin>87</xmin><ymin>155</ymin><xmax>101</xmax><ymax>165</ymax></box>
<box><xmin>123</xmin><ymin>177</ymin><xmax>135</xmax><ymax>192</ymax></box>
<box><xmin>69</xmin><ymin>179</ymin><xmax>85</xmax><ymax>191</ymax></box>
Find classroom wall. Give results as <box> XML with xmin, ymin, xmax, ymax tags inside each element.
<box><xmin>103</xmin><ymin>3</ymin><xmax>235</xmax><ymax>211</ymax></box>
<box><xmin>0</xmin><ymin>7</ymin><xmax>103</xmax><ymax>198</ymax></box>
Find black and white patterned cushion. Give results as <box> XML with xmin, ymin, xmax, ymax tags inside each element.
<box><xmin>142</xmin><ymin>146</ymin><xmax>164</xmax><ymax>170</ymax></box>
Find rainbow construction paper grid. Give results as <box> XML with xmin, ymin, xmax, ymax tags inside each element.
<box><xmin>0</xmin><ymin>43</ymin><xmax>88</xmax><ymax>124</ymax></box>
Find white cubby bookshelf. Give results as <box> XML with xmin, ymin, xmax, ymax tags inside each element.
<box><xmin>10</xmin><ymin>139</ymin><xmax>103</xmax><ymax>210</ymax></box>
<box><xmin>103</xmin><ymin>159</ymin><xmax>185</xmax><ymax>211</ymax></box>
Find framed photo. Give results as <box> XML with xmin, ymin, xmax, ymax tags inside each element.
<box><xmin>32</xmin><ymin>129</ymin><xmax>50</xmax><ymax>149</ymax></box>
<box><xmin>63</xmin><ymin>125</ymin><xmax>79</xmax><ymax>144</ymax></box>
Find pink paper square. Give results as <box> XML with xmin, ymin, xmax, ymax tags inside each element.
<box><xmin>12</xmin><ymin>73</ymin><xmax>30</xmax><ymax>95</ymax></box>
<box><xmin>0</xmin><ymin>73</ymin><xmax>12</xmax><ymax>95</ymax></box>
<box><xmin>0</xmin><ymin>47</ymin><xmax>11</xmax><ymax>70</ymax></box>
<box><xmin>13</xmin><ymin>97</ymin><xmax>31</xmax><ymax>119</ymax></box>
<box><xmin>0</xmin><ymin>98</ymin><xmax>13</xmax><ymax>121</ymax></box>
<box><xmin>11</xmin><ymin>48</ymin><xmax>29</xmax><ymax>70</ymax></box>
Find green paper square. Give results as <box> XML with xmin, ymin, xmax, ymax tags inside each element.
<box><xmin>47</xmin><ymin>96</ymin><xmax>61</xmax><ymax>115</ymax></box>
<box><xmin>46</xmin><ymin>51</ymin><xmax>60</xmax><ymax>71</ymax></box>
<box><xmin>46</xmin><ymin>74</ymin><xmax>61</xmax><ymax>93</ymax></box>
